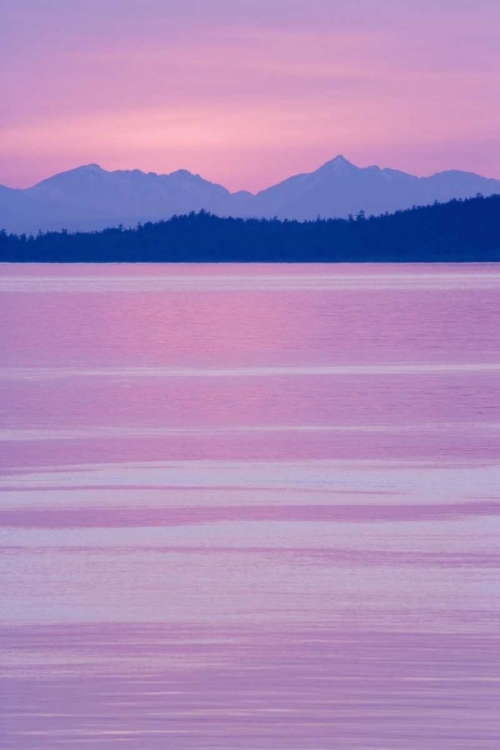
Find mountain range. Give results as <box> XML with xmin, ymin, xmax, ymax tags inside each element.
<box><xmin>2</xmin><ymin>156</ymin><xmax>500</xmax><ymax>235</ymax></box>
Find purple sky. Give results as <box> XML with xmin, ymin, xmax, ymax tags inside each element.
<box><xmin>2</xmin><ymin>0</ymin><xmax>500</xmax><ymax>191</ymax></box>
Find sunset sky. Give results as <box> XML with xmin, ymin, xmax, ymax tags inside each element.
<box><xmin>2</xmin><ymin>0</ymin><xmax>500</xmax><ymax>192</ymax></box>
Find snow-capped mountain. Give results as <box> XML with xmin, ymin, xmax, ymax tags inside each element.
<box><xmin>1</xmin><ymin>156</ymin><xmax>499</xmax><ymax>234</ymax></box>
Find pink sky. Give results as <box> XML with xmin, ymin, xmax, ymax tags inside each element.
<box><xmin>2</xmin><ymin>0</ymin><xmax>500</xmax><ymax>191</ymax></box>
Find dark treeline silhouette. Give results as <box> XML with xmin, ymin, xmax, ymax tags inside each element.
<box><xmin>1</xmin><ymin>195</ymin><xmax>500</xmax><ymax>263</ymax></box>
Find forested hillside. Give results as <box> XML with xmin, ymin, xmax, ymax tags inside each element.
<box><xmin>1</xmin><ymin>195</ymin><xmax>499</xmax><ymax>263</ymax></box>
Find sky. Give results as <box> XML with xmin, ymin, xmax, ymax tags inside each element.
<box><xmin>1</xmin><ymin>0</ymin><xmax>500</xmax><ymax>192</ymax></box>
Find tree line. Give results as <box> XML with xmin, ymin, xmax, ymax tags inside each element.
<box><xmin>1</xmin><ymin>194</ymin><xmax>500</xmax><ymax>263</ymax></box>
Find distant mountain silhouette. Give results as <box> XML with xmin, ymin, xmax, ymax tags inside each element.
<box><xmin>251</xmin><ymin>156</ymin><xmax>500</xmax><ymax>221</ymax></box>
<box><xmin>2</xmin><ymin>195</ymin><xmax>500</xmax><ymax>263</ymax></box>
<box><xmin>0</xmin><ymin>164</ymin><xmax>245</xmax><ymax>235</ymax></box>
<box><xmin>1</xmin><ymin>156</ymin><xmax>500</xmax><ymax>234</ymax></box>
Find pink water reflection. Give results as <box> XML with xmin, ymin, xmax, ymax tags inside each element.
<box><xmin>3</xmin><ymin>624</ymin><xmax>500</xmax><ymax>749</ymax></box>
<box><xmin>1</xmin><ymin>264</ymin><xmax>500</xmax><ymax>749</ymax></box>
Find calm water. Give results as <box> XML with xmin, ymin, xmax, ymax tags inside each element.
<box><xmin>1</xmin><ymin>263</ymin><xmax>500</xmax><ymax>749</ymax></box>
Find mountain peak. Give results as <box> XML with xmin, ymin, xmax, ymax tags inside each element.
<box><xmin>74</xmin><ymin>163</ymin><xmax>105</xmax><ymax>173</ymax></box>
<box><xmin>317</xmin><ymin>155</ymin><xmax>359</xmax><ymax>175</ymax></box>
<box><xmin>332</xmin><ymin>155</ymin><xmax>353</xmax><ymax>164</ymax></box>
<box><xmin>169</xmin><ymin>169</ymin><xmax>197</xmax><ymax>179</ymax></box>
<box><xmin>32</xmin><ymin>163</ymin><xmax>107</xmax><ymax>190</ymax></box>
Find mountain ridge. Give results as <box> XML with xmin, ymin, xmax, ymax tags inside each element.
<box><xmin>1</xmin><ymin>156</ymin><xmax>499</xmax><ymax>234</ymax></box>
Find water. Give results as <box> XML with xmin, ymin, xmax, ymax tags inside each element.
<box><xmin>1</xmin><ymin>263</ymin><xmax>500</xmax><ymax>749</ymax></box>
